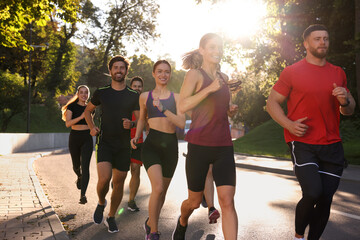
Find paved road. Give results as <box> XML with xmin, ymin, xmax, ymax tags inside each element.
<box><xmin>34</xmin><ymin>142</ymin><xmax>360</xmax><ymax>239</ymax></box>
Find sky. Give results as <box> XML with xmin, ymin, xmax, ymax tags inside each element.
<box><xmin>89</xmin><ymin>0</ymin><xmax>267</xmax><ymax>70</ymax></box>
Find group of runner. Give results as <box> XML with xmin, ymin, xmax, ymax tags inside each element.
<box><xmin>61</xmin><ymin>24</ymin><xmax>355</xmax><ymax>240</ymax></box>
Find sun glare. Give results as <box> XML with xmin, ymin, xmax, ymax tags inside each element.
<box><xmin>89</xmin><ymin>0</ymin><xmax>268</xmax><ymax>69</ymax></box>
<box><xmin>211</xmin><ymin>0</ymin><xmax>267</xmax><ymax>40</ymax></box>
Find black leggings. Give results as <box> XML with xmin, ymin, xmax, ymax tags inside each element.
<box><xmin>289</xmin><ymin>141</ymin><xmax>345</xmax><ymax>240</ymax></box>
<box><xmin>69</xmin><ymin>129</ymin><xmax>93</xmax><ymax>196</ymax></box>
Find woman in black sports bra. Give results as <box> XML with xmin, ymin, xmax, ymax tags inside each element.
<box><xmin>131</xmin><ymin>60</ymin><xmax>185</xmax><ymax>240</ymax></box>
<box><xmin>62</xmin><ymin>85</ymin><xmax>93</xmax><ymax>204</ymax></box>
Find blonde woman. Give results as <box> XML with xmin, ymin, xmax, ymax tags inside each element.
<box><xmin>62</xmin><ymin>85</ymin><xmax>93</xmax><ymax>204</ymax></box>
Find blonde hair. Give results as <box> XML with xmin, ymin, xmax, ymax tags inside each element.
<box><xmin>61</xmin><ymin>85</ymin><xmax>90</xmax><ymax>121</ymax></box>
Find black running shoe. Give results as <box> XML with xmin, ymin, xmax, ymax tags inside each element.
<box><xmin>172</xmin><ymin>216</ymin><xmax>187</xmax><ymax>240</ymax></box>
<box><xmin>201</xmin><ymin>195</ymin><xmax>208</xmax><ymax>208</ymax></box>
<box><xmin>105</xmin><ymin>216</ymin><xmax>119</xmax><ymax>233</ymax></box>
<box><xmin>76</xmin><ymin>176</ymin><xmax>81</xmax><ymax>190</ymax></box>
<box><xmin>93</xmin><ymin>200</ymin><xmax>107</xmax><ymax>224</ymax></box>
<box><xmin>148</xmin><ymin>231</ymin><xmax>160</xmax><ymax>240</ymax></box>
<box><xmin>79</xmin><ymin>196</ymin><xmax>87</xmax><ymax>204</ymax></box>
<box><xmin>144</xmin><ymin>217</ymin><xmax>151</xmax><ymax>239</ymax></box>
<box><xmin>128</xmin><ymin>200</ymin><xmax>140</xmax><ymax>212</ymax></box>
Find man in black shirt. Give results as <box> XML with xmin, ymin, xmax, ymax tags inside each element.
<box><xmin>84</xmin><ymin>55</ymin><xmax>140</xmax><ymax>233</ymax></box>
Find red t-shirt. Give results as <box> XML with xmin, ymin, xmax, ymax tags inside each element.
<box><xmin>273</xmin><ymin>59</ymin><xmax>348</xmax><ymax>145</ymax></box>
<box><xmin>130</xmin><ymin>113</ymin><xmax>143</xmax><ymax>143</ymax></box>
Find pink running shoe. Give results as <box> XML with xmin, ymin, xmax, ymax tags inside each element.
<box><xmin>208</xmin><ymin>208</ymin><xmax>220</xmax><ymax>224</ymax></box>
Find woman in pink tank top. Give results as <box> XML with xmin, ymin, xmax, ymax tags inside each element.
<box><xmin>172</xmin><ymin>33</ymin><xmax>239</xmax><ymax>240</ymax></box>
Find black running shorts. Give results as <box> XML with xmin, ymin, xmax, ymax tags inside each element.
<box><xmin>186</xmin><ymin>143</ymin><xmax>236</xmax><ymax>192</ymax></box>
<box><xmin>96</xmin><ymin>140</ymin><xmax>131</xmax><ymax>171</ymax></box>
<box><xmin>141</xmin><ymin>129</ymin><xmax>178</xmax><ymax>178</ymax></box>
<box><xmin>288</xmin><ymin>141</ymin><xmax>345</xmax><ymax>178</ymax></box>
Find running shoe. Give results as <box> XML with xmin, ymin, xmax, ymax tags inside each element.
<box><xmin>76</xmin><ymin>176</ymin><xmax>81</xmax><ymax>190</ymax></box>
<box><xmin>208</xmin><ymin>208</ymin><xmax>220</xmax><ymax>224</ymax></box>
<box><xmin>144</xmin><ymin>217</ymin><xmax>150</xmax><ymax>239</ymax></box>
<box><xmin>147</xmin><ymin>232</ymin><xmax>160</xmax><ymax>240</ymax></box>
<box><xmin>105</xmin><ymin>216</ymin><xmax>119</xmax><ymax>233</ymax></box>
<box><xmin>79</xmin><ymin>196</ymin><xmax>87</xmax><ymax>204</ymax></box>
<box><xmin>172</xmin><ymin>216</ymin><xmax>187</xmax><ymax>240</ymax></box>
<box><xmin>128</xmin><ymin>200</ymin><xmax>140</xmax><ymax>212</ymax></box>
<box><xmin>201</xmin><ymin>195</ymin><xmax>208</xmax><ymax>208</ymax></box>
<box><xmin>93</xmin><ymin>200</ymin><xmax>107</xmax><ymax>224</ymax></box>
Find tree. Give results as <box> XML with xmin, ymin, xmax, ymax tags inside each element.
<box><xmin>127</xmin><ymin>54</ymin><xmax>186</xmax><ymax>93</ymax></box>
<box><xmin>355</xmin><ymin>0</ymin><xmax>360</xmax><ymax>107</ymax></box>
<box><xmin>0</xmin><ymin>71</ymin><xmax>27</xmax><ymax>132</ymax></box>
<box><xmin>84</xmin><ymin>0</ymin><xmax>160</xmax><ymax>88</ymax></box>
<box><xmin>0</xmin><ymin>0</ymin><xmax>80</xmax><ymax>50</ymax></box>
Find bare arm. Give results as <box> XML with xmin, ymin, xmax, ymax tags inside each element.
<box><xmin>179</xmin><ymin>69</ymin><xmax>223</xmax><ymax>113</ymax></box>
<box><xmin>65</xmin><ymin>110</ymin><xmax>85</xmax><ymax>128</ymax></box>
<box><xmin>156</xmin><ymin>93</ymin><xmax>186</xmax><ymax>129</ymax></box>
<box><xmin>131</xmin><ymin>93</ymin><xmax>147</xmax><ymax>149</ymax></box>
<box><xmin>84</xmin><ymin>102</ymin><xmax>99</xmax><ymax>136</ymax></box>
<box><xmin>123</xmin><ymin>110</ymin><xmax>139</xmax><ymax>129</ymax></box>
<box><xmin>266</xmin><ymin>89</ymin><xmax>308</xmax><ymax>137</ymax></box>
<box><xmin>332</xmin><ymin>83</ymin><xmax>356</xmax><ymax>115</ymax></box>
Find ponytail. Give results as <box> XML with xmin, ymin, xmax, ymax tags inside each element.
<box><xmin>181</xmin><ymin>49</ymin><xmax>203</xmax><ymax>70</ymax></box>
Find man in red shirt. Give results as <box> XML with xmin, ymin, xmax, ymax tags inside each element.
<box><xmin>123</xmin><ymin>76</ymin><xmax>144</xmax><ymax>212</ymax></box>
<box><xmin>266</xmin><ymin>24</ymin><xmax>355</xmax><ymax>240</ymax></box>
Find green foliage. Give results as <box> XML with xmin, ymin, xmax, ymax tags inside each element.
<box><xmin>39</xmin><ymin>26</ymin><xmax>79</xmax><ymax>99</ymax></box>
<box><xmin>0</xmin><ymin>71</ymin><xmax>27</xmax><ymax>132</ymax></box>
<box><xmin>82</xmin><ymin>0</ymin><xmax>160</xmax><ymax>88</ymax></box>
<box><xmin>127</xmin><ymin>54</ymin><xmax>186</xmax><ymax>93</ymax></box>
<box><xmin>0</xmin><ymin>0</ymin><xmax>81</xmax><ymax>50</ymax></box>
<box><xmin>2</xmin><ymin>105</ymin><xmax>69</xmax><ymax>133</ymax></box>
<box><xmin>251</xmin><ymin>0</ymin><xmax>356</xmax><ymax>94</ymax></box>
<box><xmin>128</xmin><ymin>54</ymin><xmax>155</xmax><ymax>91</ymax></box>
<box><xmin>234</xmin><ymin>119</ymin><xmax>360</xmax><ymax>165</ymax></box>
<box><xmin>232</xmin><ymin>70</ymin><xmax>271</xmax><ymax>129</ymax></box>
<box><xmin>233</xmin><ymin>119</ymin><xmax>290</xmax><ymax>158</ymax></box>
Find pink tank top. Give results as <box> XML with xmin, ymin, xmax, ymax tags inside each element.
<box><xmin>185</xmin><ymin>69</ymin><xmax>232</xmax><ymax>146</ymax></box>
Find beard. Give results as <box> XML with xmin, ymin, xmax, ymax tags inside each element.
<box><xmin>111</xmin><ymin>72</ymin><xmax>125</xmax><ymax>82</ymax></box>
<box><xmin>308</xmin><ymin>46</ymin><xmax>328</xmax><ymax>59</ymax></box>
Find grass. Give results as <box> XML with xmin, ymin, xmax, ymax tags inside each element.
<box><xmin>233</xmin><ymin>119</ymin><xmax>360</xmax><ymax>165</ymax></box>
<box><xmin>3</xmin><ymin>104</ymin><xmax>69</xmax><ymax>133</ymax></box>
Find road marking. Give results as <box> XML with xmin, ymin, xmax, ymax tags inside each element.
<box><xmin>332</xmin><ymin>210</ymin><xmax>360</xmax><ymax>220</ymax></box>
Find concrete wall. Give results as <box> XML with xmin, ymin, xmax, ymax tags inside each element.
<box><xmin>0</xmin><ymin>133</ymin><xmax>70</xmax><ymax>155</ymax></box>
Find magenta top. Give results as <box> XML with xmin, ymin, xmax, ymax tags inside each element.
<box><xmin>185</xmin><ymin>69</ymin><xmax>232</xmax><ymax>146</ymax></box>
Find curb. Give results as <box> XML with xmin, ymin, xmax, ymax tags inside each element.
<box><xmin>28</xmin><ymin>150</ymin><xmax>69</xmax><ymax>240</ymax></box>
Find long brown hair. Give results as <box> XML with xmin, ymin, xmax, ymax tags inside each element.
<box><xmin>61</xmin><ymin>85</ymin><xmax>90</xmax><ymax>121</ymax></box>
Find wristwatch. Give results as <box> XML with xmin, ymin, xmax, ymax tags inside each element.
<box><xmin>340</xmin><ymin>98</ymin><xmax>350</xmax><ymax>107</ymax></box>
<box><xmin>161</xmin><ymin>105</ymin><xmax>167</xmax><ymax>113</ymax></box>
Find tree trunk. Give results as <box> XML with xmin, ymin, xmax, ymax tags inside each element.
<box><xmin>356</xmin><ymin>0</ymin><xmax>360</xmax><ymax>105</ymax></box>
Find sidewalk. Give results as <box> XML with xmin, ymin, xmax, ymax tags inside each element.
<box><xmin>0</xmin><ymin>149</ymin><xmax>69</xmax><ymax>240</ymax></box>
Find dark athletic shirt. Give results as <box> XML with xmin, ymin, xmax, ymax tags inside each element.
<box><xmin>185</xmin><ymin>69</ymin><xmax>232</xmax><ymax>146</ymax></box>
<box><xmin>146</xmin><ymin>90</ymin><xmax>177</xmax><ymax>119</ymax></box>
<box><xmin>67</xmin><ymin>102</ymin><xmax>87</xmax><ymax>125</ymax></box>
<box><xmin>91</xmin><ymin>85</ymin><xmax>140</xmax><ymax>148</ymax></box>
